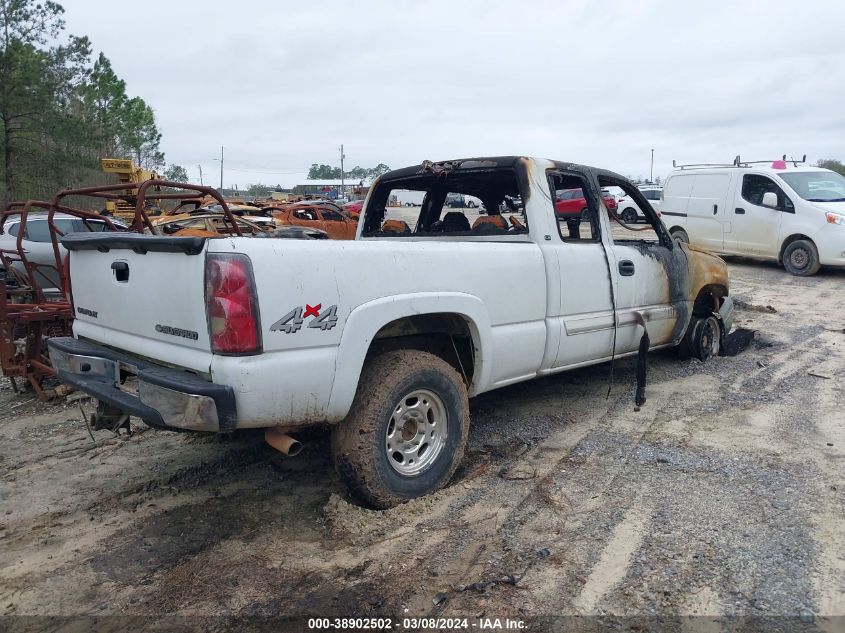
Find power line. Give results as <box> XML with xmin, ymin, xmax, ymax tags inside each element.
<box><xmin>223</xmin><ymin>166</ymin><xmax>308</xmax><ymax>175</ymax></box>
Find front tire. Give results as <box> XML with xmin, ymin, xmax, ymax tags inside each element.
<box><xmin>782</xmin><ymin>239</ymin><xmax>821</xmax><ymax>276</ymax></box>
<box><xmin>331</xmin><ymin>350</ymin><xmax>469</xmax><ymax>508</ymax></box>
<box><xmin>680</xmin><ymin>315</ymin><xmax>721</xmax><ymax>361</ymax></box>
<box><xmin>621</xmin><ymin>208</ymin><xmax>638</xmax><ymax>224</ymax></box>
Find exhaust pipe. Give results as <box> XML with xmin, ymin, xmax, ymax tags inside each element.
<box><xmin>265</xmin><ymin>427</ymin><xmax>303</xmax><ymax>456</ymax></box>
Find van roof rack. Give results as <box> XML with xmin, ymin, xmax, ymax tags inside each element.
<box><xmin>672</xmin><ymin>154</ymin><xmax>807</xmax><ymax>170</ymax></box>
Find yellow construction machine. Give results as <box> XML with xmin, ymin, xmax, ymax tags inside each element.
<box><xmin>100</xmin><ymin>158</ymin><xmax>159</xmax><ymax>217</ymax></box>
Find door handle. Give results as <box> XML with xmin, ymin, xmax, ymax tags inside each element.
<box><xmin>111</xmin><ymin>261</ymin><xmax>129</xmax><ymax>282</ymax></box>
<box><xmin>735</xmin><ymin>207</ymin><xmax>746</xmax><ymax>214</ymax></box>
<box><xmin>618</xmin><ymin>260</ymin><xmax>635</xmax><ymax>276</ymax></box>
<box><xmin>713</xmin><ymin>204</ymin><xmax>718</xmax><ymax>215</ymax></box>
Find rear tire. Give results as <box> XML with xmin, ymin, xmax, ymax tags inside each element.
<box><xmin>621</xmin><ymin>208</ymin><xmax>638</xmax><ymax>224</ymax></box>
<box><xmin>671</xmin><ymin>228</ymin><xmax>689</xmax><ymax>244</ymax></box>
<box><xmin>580</xmin><ymin>207</ymin><xmax>590</xmax><ymax>220</ymax></box>
<box><xmin>331</xmin><ymin>350</ymin><xmax>469</xmax><ymax>509</ymax></box>
<box><xmin>782</xmin><ymin>239</ymin><xmax>821</xmax><ymax>276</ymax></box>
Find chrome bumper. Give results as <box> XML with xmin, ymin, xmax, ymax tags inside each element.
<box><xmin>47</xmin><ymin>337</ymin><xmax>236</xmax><ymax>432</ymax></box>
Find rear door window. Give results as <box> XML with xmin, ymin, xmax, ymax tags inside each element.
<box><xmin>320</xmin><ymin>208</ymin><xmax>346</xmax><ymax>221</ymax></box>
<box><xmin>23</xmin><ymin>220</ymin><xmax>51</xmax><ymax>242</ymax></box>
<box><xmin>549</xmin><ymin>174</ymin><xmax>598</xmax><ymax>242</ymax></box>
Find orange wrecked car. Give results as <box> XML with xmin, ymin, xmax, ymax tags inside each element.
<box><xmin>270</xmin><ymin>204</ymin><xmax>358</xmax><ymax>240</ymax></box>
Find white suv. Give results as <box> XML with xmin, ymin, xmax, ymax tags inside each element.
<box><xmin>617</xmin><ymin>186</ymin><xmax>662</xmax><ymax>224</ymax></box>
<box><xmin>661</xmin><ymin>161</ymin><xmax>845</xmax><ymax>275</ymax></box>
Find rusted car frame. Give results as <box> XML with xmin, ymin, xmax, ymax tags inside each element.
<box><xmin>0</xmin><ymin>201</ymin><xmax>123</xmax><ymax>397</ymax></box>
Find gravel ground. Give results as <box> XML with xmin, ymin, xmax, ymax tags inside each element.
<box><xmin>0</xmin><ymin>258</ymin><xmax>843</xmax><ymax>632</ymax></box>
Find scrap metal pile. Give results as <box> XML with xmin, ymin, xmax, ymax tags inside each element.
<box><xmin>0</xmin><ymin>201</ymin><xmax>124</xmax><ymax>398</ymax></box>
<box><xmin>0</xmin><ymin>179</ymin><xmax>357</xmax><ymax>398</ymax></box>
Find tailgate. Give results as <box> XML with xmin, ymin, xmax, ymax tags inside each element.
<box><xmin>63</xmin><ymin>234</ymin><xmax>213</xmax><ymax>371</ymax></box>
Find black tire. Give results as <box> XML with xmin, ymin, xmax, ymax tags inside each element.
<box><xmin>621</xmin><ymin>208</ymin><xmax>638</xmax><ymax>224</ymax></box>
<box><xmin>679</xmin><ymin>315</ymin><xmax>721</xmax><ymax>361</ymax></box>
<box><xmin>580</xmin><ymin>207</ymin><xmax>590</xmax><ymax>221</ymax></box>
<box><xmin>671</xmin><ymin>228</ymin><xmax>689</xmax><ymax>244</ymax></box>
<box><xmin>331</xmin><ymin>350</ymin><xmax>469</xmax><ymax>509</ymax></box>
<box><xmin>782</xmin><ymin>239</ymin><xmax>821</xmax><ymax>276</ymax></box>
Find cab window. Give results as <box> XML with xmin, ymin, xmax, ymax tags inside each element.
<box><xmin>742</xmin><ymin>174</ymin><xmax>793</xmax><ymax>211</ymax></box>
<box><xmin>293</xmin><ymin>209</ymin><xmax>319</xmax><ymax>221</ymax></box>
<box><xmin>363</xmin><ymin>166</ymin><xmax>527</xmax><ymax>237</ymax></box>
<box><xmin>548</xmin><ymin>173</ymin><xmax>597</xmax><ymax>242</ymax></box>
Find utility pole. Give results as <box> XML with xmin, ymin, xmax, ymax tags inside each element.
<box><xmin>197</xmin><ymin>164</ymin><xmax>203</xmax><ymax>186</ymax></box>
<box><xmin>339</xmin><ymin>144</ymin><xmax>345</xmax><ymax>199</ymax></box>
<box><xmin>220</xmin><ymin>146</ymin><xmax>224</xmax><ymax>190</ymax></box>
<box><xmin>650</xmin><ymin>148</ymin><xmax>655</xmax><ymax>183</ymax></box>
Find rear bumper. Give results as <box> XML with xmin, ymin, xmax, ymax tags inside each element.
<box><xmin>47</xmin><ymin>337</ymin><xmax>236</xmax><ymax>432</ymax></box>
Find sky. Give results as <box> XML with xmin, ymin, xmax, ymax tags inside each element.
<box><xmin>60</xmin><ymin>0</ymin><xmax>845</xmax><ymax>189</ymax></box>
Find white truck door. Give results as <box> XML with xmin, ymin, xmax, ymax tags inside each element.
<box><xmin>601</xmin><ymin>181</ymin><xmax>685</xmax><ymax>353</ymax></box>
<box><xmin>724</xmin><ymin>172</ymin><xmax>788</xmax><ymax>257</ymax></box>
<box><xmin>542</xmin><ymin>171</ymin><xmax>616</xmax><ymax>368</ymax></box>
<box><xmin>684</xmin><ymin>173</ymin><xmax>731</xmax><ymax>252</ymax></box>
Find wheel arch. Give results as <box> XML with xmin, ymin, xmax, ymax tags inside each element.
<box><xmin>778</xmin><ymin>233</ymin><xmax>815</xmax><ymax>264</ymax></box>
<box><xmin>692</xmin><ymin>283</ymin><xmax>728</xmax><ymax>317</ymax></box>
<box><xmin>326</xmin><ymin>293</ymin><xmax>491</xmax><ymax>420</ymax></box>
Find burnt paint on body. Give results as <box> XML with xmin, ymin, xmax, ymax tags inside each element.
<box><xmin>616</xmin><ymin>238</ymin><xmax>693</xmax><ymax>342</ymax></box>
<box><xmin>614</xmin><ymin>238</ymin><xmax>729</xmax><ymax>344</ymax></box>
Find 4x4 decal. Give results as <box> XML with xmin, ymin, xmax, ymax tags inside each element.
<box><xmin>270</xmin><ymin>304</ymin><xmax>338</xmax><ymax>334</ymax></box>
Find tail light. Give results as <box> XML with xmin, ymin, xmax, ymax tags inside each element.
<box><xmin>205</xmin><ymin>253</ymin><xmax>261</xmax><ymax>354</ymax></box>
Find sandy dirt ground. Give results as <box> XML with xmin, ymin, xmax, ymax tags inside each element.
<box><xmin>1</xmin><ymin>257</ymin><xmax>844</xmax><ymax>631</ymax></box>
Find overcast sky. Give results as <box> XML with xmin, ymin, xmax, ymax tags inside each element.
<box><xmin>62</xmin><ymin>0</ymin><xmax>845</xmax><ymax>188</ymax></box>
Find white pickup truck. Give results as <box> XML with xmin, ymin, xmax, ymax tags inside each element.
<box><xmin>48</xmin><ymin>157</ymin><xmax>734</xmax><ymax>507</ymax></box>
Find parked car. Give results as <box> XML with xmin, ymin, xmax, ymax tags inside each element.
<box><xmin>153</xmin><ymin>212</ymin><xmax>328</xmax><ymax>240</ymax></box>
<box><xmin>50</xmin><ymin>156</ymin><xmax>733</xmax><ymax>508</ymax></box>
<box><xmin>444</xmin><ymin>193</ymin><xmax>480</xmax><ymax>208</ymax></box>
<box><xmin>192</xmin><ymin>204</ymin><xmax>277</xmax><ymax>230</ymax></box>
<box><xmin>617</xmin><ymin>187</ymin><xmax>663</xmax><ymax>224</ymax></box>
<box><xmin>555</xmin><ymin>188</ymin><xmax>617</xmax><ymax>219</ymax></box>
<box><xmin>343</xmin><ymin>199</ymin><xmax>365</xmax><ymax>217</ymax></box>
<box><xmin>272</xmin><ymin>204</ymin><xmax>358</xmax><ymax>240</ymax></box>
<box><xmin>662</xmin><ymin>162</ymin><xmax>845</xmax><ymax>275</ymax></box>
<box><xmin>0</xmin><ymin>213</ymin><xmax>125</xmax><ymax>293</ymax></box>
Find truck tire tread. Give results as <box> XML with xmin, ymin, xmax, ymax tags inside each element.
<box><xmin>331</xmin><ymin>349</ymin><xmax>469</xmax><ymax>509</ymax></box>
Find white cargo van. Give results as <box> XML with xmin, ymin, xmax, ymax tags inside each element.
<box><xmin>661</xmin><ymin>158</ymin><xmax>845</xmax><ymax>276</ymax></box>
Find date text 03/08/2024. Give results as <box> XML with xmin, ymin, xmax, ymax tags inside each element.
<box><xmin>307</xmin><ymin>617</ymin><xmax>526</xmax><ymax>630</ymax></box>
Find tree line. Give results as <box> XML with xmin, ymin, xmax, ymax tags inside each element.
<box><xmin>0</xmin><ymin>0</ymin><xmax>185</xmax><ymax>207</ymax></box>
<box><xmin>307</xmin><ymin>162</ymin><xmax>391</xmax><ymax>182</ymax></box>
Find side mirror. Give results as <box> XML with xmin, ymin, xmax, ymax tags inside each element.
<box><xmin>761</xmin><ymin>191</ymin><xmax>778</xmax><ymax>208</ymax></box>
